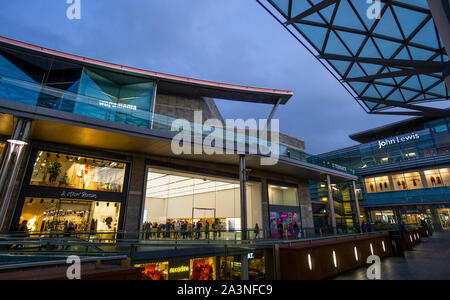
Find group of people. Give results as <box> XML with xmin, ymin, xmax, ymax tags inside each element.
<box><xmin>142</xmin><ymin>220</ymin><xmax>262</xmax><ymax>240</ymax></box>
<box><xmin>142</xmin><ymin>220</ymin><xmax>226</xmax><ymax>240</ymax></box>
<box><xmin>275</xmin><ymin>221</ymin><xmax>300</xmax><ymax>239</ymax></box>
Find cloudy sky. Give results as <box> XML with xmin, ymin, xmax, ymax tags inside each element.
<box><xmin>0</xmin><ymin>0</ymin><xmax>407</xmax><ymax>154</ymax></box>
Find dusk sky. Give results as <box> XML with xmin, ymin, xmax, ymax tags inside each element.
<box><xmin>0</xmin><ymin>0</ymin><xmax>408</xmax><ymax>154</ymax></box>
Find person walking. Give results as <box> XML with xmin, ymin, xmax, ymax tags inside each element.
<box><xmin>254</xmin><ymin>223</ymin><xmax>260</xmax><ymax>239</ymax></box>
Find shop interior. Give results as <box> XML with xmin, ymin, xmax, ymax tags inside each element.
<box><xmin>30</xmin><ymin>150</ymin><xmax>126</xmax><ymax>193</ymax></box>
<box><xmin>19</xmin><ymin>197</ymin><xmax>121</xmax><ymax>233</ymax></box>
<box><xmin>143</xmin><ymin>168</ymin><xmax>262</xmax><ymax>237</ymax></box>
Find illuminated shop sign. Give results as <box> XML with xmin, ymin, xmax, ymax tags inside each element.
<box><xmin>60</xmin><ymin>190</ymin><xmax>97</xmax><ymax>199</ymax></box>
<box><xmin>99</xmin><ymin>100</ymin><xmax>137</xmax><ymax>111</ymax></box>
<box><xmin>169</xmin><ymin>265</ymin><xmax>190</xmax><ymax>274</ymax></box>
<box><xmin>377</xmin><ymin>133</ymin><xmax>420</xmax><ymax>149</ymax></box>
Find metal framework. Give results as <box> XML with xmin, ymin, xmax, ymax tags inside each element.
<box><xmin>258</xmin><ymin>0</ymin><xmax>450</xmax><ymax>117</ymax></box>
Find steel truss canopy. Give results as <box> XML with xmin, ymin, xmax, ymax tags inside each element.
<box><xmin>260</xmin><ymin>0</ymin><xmax>450</xmax><ymax>117</ymax></box>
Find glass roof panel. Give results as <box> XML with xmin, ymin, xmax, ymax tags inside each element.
<box><xmin>264</xmin><ymin>0</ymin><xmax>449</xmax><ymax>113</ymax></box>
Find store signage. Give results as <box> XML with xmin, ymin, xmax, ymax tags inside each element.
<box><xmin>377</xmin><ymin>133</ymin><xmax>420</xmax><ymax>149</ymax></box>
<box><xmin>169</xmin><ymin>265</ymin><xmax>190</xmax><ymax>274</ymax></box>
<box><xmin>60</xmin><ymin>190</ymin><xmax>97</xmax><ymax>199</ymax></box>
<box><xmin>99</xmin><ymin>100</ymin><xmax>137</xmax><ymax>111</ymax></box>
<box><xmin>331</xmin><ymin>163</ymin><xmax>347</xmax><ymax>172</ymax></box>
<box><xmin>168</xmin><ymin>260</ymin><xmax>191</xmax><ymax>280</ymax></box>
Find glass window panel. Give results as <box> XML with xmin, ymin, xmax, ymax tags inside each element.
<box><xmin>268</xmin><ymin>185</ymin><xmax>298</xmax><ymax>206</ymax></box>
<box><xmin>392</xmin><ymin>173</ymin><xmax>408</xmax><ymax>191</ymax></box>
<box><xmin>364</xmin><ymin>177</ymin><xmax>377</xmax><ymax>193</ymax></box>
<box><xmin>403</xmin><ymin>172</ymin><xmax>423</xmax><ymax>190</ymax></box>
<box><xmin>18</xmin><ymin>198</ymin><xmax>120</xmax><ymax>233</ymax></box>
<box><xmin>30</xmin><ymin>151</ymin><xmax>126</xmax><ymax>193</ymax></box>
<box><xmin>424</xmin><ymin>169</ymin><xmax>445</xmax><ymax>188</ymax></box>
<box><xmin>439</xmin><ymin>168</ymin><xmax>450</xmax><ymax>187</ymax></box>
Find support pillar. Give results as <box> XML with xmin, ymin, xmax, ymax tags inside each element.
<box><xmin>124</xmin><ymin>156</ymin><xmax>147</xmax><ymax>239</ymax></box>
<box><xmin>430</xmin><ymin>207</ymin><xmax>443</xmax><ymax>231</ymax></box>
<box><xmin>241</xmin><ymin>254</ymin><xmax>249</xmax><ymax>280</ymax></box>
<box><xmin>260</xmin><ymin>177</ymin><xmax>270</xmax><ymax>238</ymax></box>
<box><xmin>352</xmin><ymin>181</ymin><xmax>362</xmax><ymax>233</ymax></box>
<box><xmin>427</xmin><ymin>0</ymin><xmax>450</xmax><ymax>90</ymax></box>
<box><xmin>0</xmin><ymin>118</ymin><xmax>32</xmax><ymax>232</ymax></box>
<box><xmin>239</xmin><ymin>155</ymin><xmax>248</xmax><ymax>240</ymax></box>
<box><xmin>326</xmin><ymin>175</ymin><xmax>337</xmax><ymax>234</ymax></box>
<box><xmin>298</xmin><ymin>181</ymin><xmax>314</xmax><ymax>236</ymax></box>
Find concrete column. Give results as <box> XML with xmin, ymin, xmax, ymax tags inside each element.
<box><xmin>430</xmin><ymin>206</ymin><xmax>443</xmax><ymax>231</ymax></box>
<box><xmin>0</xmin><ymin>119</ymin><xmax>32</xmax><ymax>233</ymax></box>
<box><xmin>260</xmin><ymin>177</ymin><xmax>270</xmax><ymax>238</ymax></box>
<box><xmin>239</xmin><ymin>155</ymin><xmax>248</xmax><ymax>240</ymax></box>
<box><xmin>427</xmin><ymin>0</ymin><xmax>450</xmax><ymax>90</ymax></box>
<box><xmin>327</xmin><ymin>175</ymin><xmax>337</xmax><ymax>234</ymax></box>
<box><xmin>352</xmin><ymin>181</ymin><xmax>362</xmax><ymax>232</ymax></box>
<box><xmin>241</xmin><ymin>254</ymin><xmax>249</xmax><ymax>280</ymax></box>
<box><xmin>123</xmin><ymin>156</ymin><xmax>147</xmax><ymax>238</ymax></box>
<box><xmin>298</xmin><ymin>180</ymin><xmax>314</xmax><ymax>234</ymax></box>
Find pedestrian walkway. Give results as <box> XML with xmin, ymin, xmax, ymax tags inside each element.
<box><xmin>333</xmin><ymin>231</ymin><xmax>450</xmax><ymax>280</ymax></box>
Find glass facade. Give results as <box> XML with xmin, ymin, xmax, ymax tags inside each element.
<box><xmin>266</xmin><ymin>0</ymin><xmax>449</xmax><ymax>112</ymax></box>
<box><xmin>19</xmin><ymin>197</ymin><xmax>121</xmax><ymax>233</ymax></box>
<box><xmin>0</xmin><ymin>45</ymin><xmax>155</xmax><ymax>128</ymax></box>
<box><xmin>365</xmin><ymin>167</ymin><xmax>450</xmax><ymax>194</ymax></box>
<box><xmin>319</xmin><ymin>118</ymin><xmax>450</xmax><ymax>170</ymax></box>
<box><xmin>143</xmin><ymin>168</ymin><xmax>262</xmax><ymax>237</ymax></box>
<box><xmin>30</xmin><ymin>151</ymin><xmax>126</xmax><ymax>193</ymax></box>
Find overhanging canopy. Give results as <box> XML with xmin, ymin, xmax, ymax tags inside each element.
<box><xmin>260</xmin><ymin>0</ymin><xmax>450</xmax><ymax>117</ymax></box>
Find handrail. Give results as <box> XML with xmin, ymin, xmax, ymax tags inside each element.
<box><xmin>0</xmin><ymin>255</ymin><xmax>129</xmax><ymax>271</ymax></box>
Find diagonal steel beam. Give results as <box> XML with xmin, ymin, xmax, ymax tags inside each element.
<box><xmin>346</xmin><ymin>67</ymin><xmax>443</xmax><ymax>82</ymax></box>
<box><xmin>320</xmin><ymin>54</ymin><xmax>445</xmax><ymax>69</ymax></box>
<box><xmin>361</xmin><ymin>97</ymin><xmax>450</xmax><ymax>116</ymax></box>
<box><xmin>369</xmin><ymin>111</ymin><xmax>427</xmax><ymax>116</ymax></box>
<box><xmin>285</xmin><ymin>0</ymin><xmax>338</xmax><ymax>25</ymax></box>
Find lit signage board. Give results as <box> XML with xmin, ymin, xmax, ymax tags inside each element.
<box><xmin>377</xmin><ymin>133</ymin><xmax>420</xmax><ymax>149</ymax></box>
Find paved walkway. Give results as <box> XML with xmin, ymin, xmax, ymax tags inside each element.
<box><xmin>334</xmin><ymin>231</ymin><xmax>450</xmax><ymax>280</ymax></box>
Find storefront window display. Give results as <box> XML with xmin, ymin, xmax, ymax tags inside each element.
<box><xmin>248</xmin><ymin>253</ymin><xmax>265</xmax><ymax>280</ymax></box>
<box><xmin>268</xmin><ymin>184</ymin><xmax>301</xmax><ymax>238</ymax></box>
<box><xmin>269</xmin><ymin>211</ymin><xmax>301</xmax><ymax>238</ymax></box>
<box><xmin>370</xmin><ymin>210</ymin><xmax>396</xmax><ymax>224</ymax></box>
<box><xmin>19</xmin><ymin>197</ymin><xmax>120</xmax><ymax>233</ymax></box>
<box><xmin>143</xmin><ymin>168</ymin><xmax>262</xmax><ymax>237</ymax></box>
<box><xmin>136</xmin><ymin>262</ymin><xmax>169</xmax><ymax>280</ymax></box>
<box><xmin>403</xmin><ymin>172</ymin><xmax>423</xmax><ymax>190</ymax></box>
<box><xmin>365</xmin><ymin>167</ymin><xmax>450</xmax><ymax>194</ymax></box>
<box><xmin>30</xmin><ymin>151</ymin><xmax>126</xmax><ymax>193</ymax></box>
<box><xmin>364</xmin><ymin>176</ymin><xmax>390</xmax><ymax>193</ymax></box>
<box><xmin>191</xmin><ymin>257</ymin><xmax>216</xmax><ymax>280</ymax></box>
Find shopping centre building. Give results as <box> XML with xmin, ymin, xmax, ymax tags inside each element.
<box><xmin>0</xmin><ymin>36</ymin><xmax>359</xmax><ymax>279</ymax></box>
<box><xmin>313</xmin><ymin>115</ymin><xmax>450</xmax><ymax>231</ymax></box>
<box><xmin>259</xmin><ymin>0</ymin><xmax>450</xmax><ymax>232</ymax></box>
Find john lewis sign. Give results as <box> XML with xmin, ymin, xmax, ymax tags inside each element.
<box><xmin>377</xmin><ymin>133</ymin><xmax>420</xmax><ymax>149</ymax></box>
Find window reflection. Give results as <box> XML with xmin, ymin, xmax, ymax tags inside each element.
<box><xmin>30</xmin><ymin>151</ymin><xmax>126</xmax><ymax>193</ymax></box>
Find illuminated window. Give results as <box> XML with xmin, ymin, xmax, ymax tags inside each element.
<box><xmin>392</xmin><ymin>174</ymin><xmax>408</xmax><ymax>191</ymax></box>
<box><xmin>403</xmin><ymin>172</ymin><xmax>423</xmax><ymax>190</ymax></box>
<box><xmin>19</xmin><ymin>198</ymin><xmax>120</xmax><ymax>233</ymax></box>
<box><xmin>30</xmin><ymin>151</ymin><xmax>126</xmax><ymax>193</ymax></box>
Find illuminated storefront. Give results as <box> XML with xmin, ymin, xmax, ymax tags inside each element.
<box><xmin>136</xmin><ymin>252</ymin><xmax>266</xmax><ymax>281</ymax></box>
<box><xmin>268</xmin><ymin>184</ymin><xmax>301</xmax><ymax>238</ymax></box>
<box><xmin>143</xmin><ymin>168</ymin><xmax>262</xmax><ymax>235</ymax></box>
<box><xmin>13</xmin><ymin>149</ymin><xmax>129</xmax><ymax>232</ymax></box>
